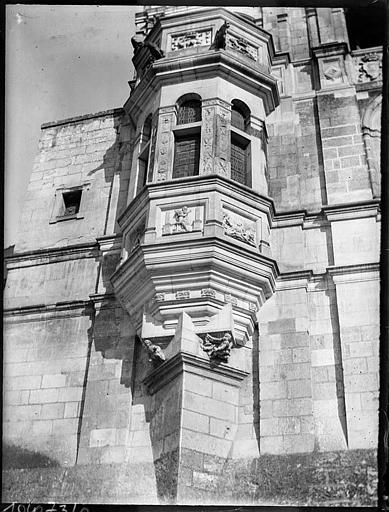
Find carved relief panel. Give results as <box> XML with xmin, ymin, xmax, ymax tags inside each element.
<box><xmin>199</xmin><ymin>102</ymin><xmax>216</xmax><ymax>175</ymax></box>
<box><xmin>222</xmin><ymin>207</ymin><xmax>259</xmax><ymax>248</ymax></box>
<box><xmin>215</xmin><ymin>100</ymin><xmax>231</xmax><ymax>179</ymax></box>
<box><xmin>160</xmin><ymin>204</ymin><xmax>205</xmax><ymax>236</ymax></box>
<box><xmin>171</xmin><ymin>30</ymin><xmax>212</xmax><ymax>51</ymax></box>
<box><xmin>353</xmin><ymin>50</ymin><xmax>382</xmax><ymax>84</ymax></box>
<box><xmin>152</xmin><ymin>106</ymin><xmax>176</xmax><ymax>182</ymax></box>
<box><xmin>226</xmin><ymin>33</ymin><xmax>258</xmax><ymax>61</ymax></box>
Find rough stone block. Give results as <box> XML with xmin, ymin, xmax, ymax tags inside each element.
<box><xmin>64</xmin><ymin>401</ymin><xmax>80</xmax><ymax>418</ymax></box>
<box><xmin>58</xmin><ymin>386</ymin><xmax>84</xmax><ymax>402</ymax></box>
<box><xmin>209</xmin><ymin>418</ymin><xmax>235</xmax><ymax>440</ymax></box>
<box><xmin>52</xmin><ymin>418</ymin><xmax>79</xmax><ymax>435</ymax></box>
<box><xmin>29</xmin><ymin>388</ymin><xmax>59</xmax><ymax>404</ymax></box>
<box><xmin>185</xmin><ymin>373</ymin><xmax>212</xmax><ymax>397</ymax></box>
<box><xmin>212</xmin><ymin>381</ymin><xmax>239</xmax><ymax>404</ymax></box>
<box><xmin>182</xmin><ymin>409</ymin><xmax>209</xmax><ymax>434</ymax></box>
<box><xmin>181</xmin><ymin>429</ymin><xmax>231</xmax><ymax>458</ymax></box>
<box><xmin>41</xmin><ymin>374</ymin><xmax>67</xmax><ymax>388</ymax></box>
<box><xmin>183</xmin><ymin>391</ymin><xmax>236</xmax><ymax>422</ymax></box>
<box><xmin>90</xmin><ymin>428</ymin><xmax>117</xmax><ymax>447</ymax></box>
<box><xmin>41</xmin><ymin>403</ymin><xmax>65</xmax><ymax>419</ymax></box>
<box><xmin>283</xmin><ymin>433</ymin><xmax>315</xmax><ymax>454</ymax></box>
<box><xmin>287</xmin><ymin>379</ymin><xmax>312</xmax><ymax>398</ymax></box>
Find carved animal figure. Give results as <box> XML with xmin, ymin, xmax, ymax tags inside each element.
<box><xmin>211</xmin><ymin>21</ymin><xmax>230</xmax><ymax>50</ymax></box>
<box><xmin>143</xmin><ymin>339</ymin><xmax>165</xmax><ymax>363</ymax></box>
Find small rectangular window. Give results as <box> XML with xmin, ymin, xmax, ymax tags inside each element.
<box><xmin>62</xmin><ymin>190</ymin><xmax>82</xmax><ymax>217</ymax></box>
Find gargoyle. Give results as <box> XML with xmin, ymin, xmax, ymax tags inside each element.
<box><xmin>211</xmin><ymin>21</ymin><xmax>230</xmax><ymax>50</ymax></box>
<box><xmin>143</xmin><ymin>339</ymin><xmax>165</xmax><ymax>364</ymax></box>
<box><xmin>201</xmin><ymin>332</ymin><xmax>233</xmax><ymax>363</ymax></box>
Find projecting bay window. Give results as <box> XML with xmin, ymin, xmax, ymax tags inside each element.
<box><xmin>172</xmin><ymin>95</ymin><xmax>202</xmax><ymax>179</ymax></box>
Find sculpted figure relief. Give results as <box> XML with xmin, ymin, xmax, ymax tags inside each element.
<box><xmin>173</xmin><ymin>206</ymin><xmax>192</xmax><ymax>232</ymax></box>
<box><xmin>223</xmin><ymin>213</ymin><xmax>256</xmax><ymax>246</ymax></box>
<box><xmin>201</xmin><ymin>332</ymin><xmax>233</xmax><ymax>363</ymax></box>
<box><xmin>143</xmin><ymin>339</ymin><xmax>166</xmax><ymax>363</ymax></box>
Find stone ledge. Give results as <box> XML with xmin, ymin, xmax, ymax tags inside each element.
<box><xmin>41</xmin><ymin>108</ymin><xmax>124</xmax><ymax>130</ymax></box>
<box><xmin>143</xmin><ymin>351</ymin><xmax>249</xmax><ymax>394</ymax></box>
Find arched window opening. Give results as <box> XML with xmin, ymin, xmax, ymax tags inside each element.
<box><xmin>230</xmin><ymin>100</ymin><xmax>251</xmax><ymax>187</ymax></box>
<box><xmin>231</xmin><ymin>99</ymin><xmax>250</xmax><ymax>132</ymax></box>
<box><xmin>173</xmin><ymin>94</ymin><xmax>202</xmax><ymax>179</ymax></box>
<box><xmin>177</xmin><ymin>100</ymin><xmax>202</xmax><ymax>125</ymax></box>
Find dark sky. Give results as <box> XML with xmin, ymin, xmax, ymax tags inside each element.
<box><xmin>5</xmin><ymin>5</ymin><xmax>137</xmax><ymax>247</ymax></box>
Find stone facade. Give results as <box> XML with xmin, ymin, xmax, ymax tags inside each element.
<box><xmin>3</xmin><ymin>6</ymin><xmax>381</xmax><ymax>505</ymax></box>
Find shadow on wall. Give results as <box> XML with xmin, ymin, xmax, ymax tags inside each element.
<box><xmin>86</xmin><ymin>112</ymin><xmax>133</xmax><ymax>233</ymax></box>
<box><xmin>3</xmin><ymin>442</ymin><xmax>60</xmax><ymax>469</ymax></box>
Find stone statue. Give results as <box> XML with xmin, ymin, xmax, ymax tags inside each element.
<box><xmin>211</xmin><ymin>21</ymin><xmax>230</xmax><ymax>50</ymax></box>
<box><xmin>131</xmin><ymin>37</ymin><xmax>165</xmax><ymax>61</ymax></box>
<box><xmin>201</xmin><ymin>332</ymin><xmax>233</xmax><ymax>363</ymax></box>
<box><xmin>173</xmin><ymin>206</ymin><xmax>192</xmax><ymax>232</ymax></box>
<box><xmin>143</xmin><ymin>339</ymin><xmax>165</xmax><ymax>363</ymax></box>
<box><xmin>131</xmin><ymin>35</ymin><xmax>144</xmax><ymax>56</ymax></box>
<box><xmin>144</xmin><ymin>41</ymin><xmax>165</xmax><ymax>60</ymax></box>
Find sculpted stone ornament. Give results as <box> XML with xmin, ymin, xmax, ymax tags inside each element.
<box><xmin>223</xmin><ymin>213</ymin><xmax>256</xmax><ymax>246</ymax></box>
<box><xmin>227</xmin><ymin>34</ymin><xmax>258</xmax><ymax>61</ymax></box>
<box><xmin>131</xmin><ymin>36</ymin><xmax>165</xmax><ymax>61</ymax></box>
<box><xmin>357</xmin><ymin>53</ymin><xmax>382</xmax><ymax>82</ymax></box>
<box><xmin>143</xmin><ymin>339</ymin><xmax>165</xmax><ymax>364</ymax></box>
<box><xmin>201</xmin><ymin>332</ymin><xmax>233</xmax><ymax>363</ymax></box>
<box><xmin>211</xmin><ymin>21</ymin><xmax>230</xmax><ymax>50</ymax></box>
<box><xmin>171</xmin><ymin>30</ymin><xmax>211</xmax><ymax>51</ymax></box>
<box><xmin>173</xmin><ymin>206</ymin><xmax>192</xmax><ymax>232</ymax></box>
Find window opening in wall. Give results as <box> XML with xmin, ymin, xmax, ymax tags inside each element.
<box><xmin>177</xmin><ymin>100</ymin><xmax>202</xmax><ymax>124</ymax></box>
<box><xmin>231</xmin><ymin>135</ymin><xmax>249</xmax><ymax>186</ymax></box>
<box><xmin>137</xmin><ymin>148</ymin><xmax>149</xmax><ymax>195</ymax></box>
<box><xmin>231</xmin><ymin>100</ymin><xmax>250</xmax><ymax>132</ymax></box>
<box><xmin>173</xmin><ymin>134</ymin><xmax>200</xmax><ymax>178</ymax></box>
<box><xmin>345</xmin><ymin>7</ymin><xmax>385</xmax><ymax>50</ymax></box>
<box><xmin>62</xmin><ymin>190</ymin><xmax>82</xmax><ymax>217</ymax></box>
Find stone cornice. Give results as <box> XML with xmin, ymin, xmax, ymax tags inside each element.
<box><xmin>125</xmin><ymin>49</ymin><xmax>279</xmax><ymax>120</ymax></box>
<box><xmin>4</xmin><ymin>242</ymin><xmax>100</xmax><ymax>269</ymax></box>
<box><xmin>117</xmin><ymin>175</ymin><xmax>275</xmax><ymax>229</ymax></box>
<box><xmin>327</xmin><ymin>262</ymin><xmax>380</xmax><ymax>282</ymax></box>
<box><xmin>322</xmin><ymin>199</ymin><xmax>380</xmax><ymax>222</ymax></box>
<box><xmin>3</xmin><ymin>299</ymin><xmax>92</xmax><ymax>321</ymax></box>
<box><xmin>41</xmin><ymin>108</ymin><xmax>124</xmax><ymax>130</ymax></box>
<box><xmin>275</xmin><ymin>262</ymin><xmax>379</xmax><ymax>289</ymax></box>
<box><xmin>143</xmin><ymin>350</ymin><xmax>249</xmax><ymax>394</ymax></box>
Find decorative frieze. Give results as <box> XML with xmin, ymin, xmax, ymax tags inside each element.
<box><xmin>224</xmin><ymin>293</ymin><xmax>238</xmax><ymax>306</ymax></box>
<box><xmin>171</xmin><ymin>30</ymin><xmax>212</xmax><ymax>51</ymax></box>
<box><xmin>162</xmin><ymin>205</ymin><xmax>204</xmax><ymax>235</ymax></box>
<box><xmin>200</xmin><ymin>332</ymin><xmax>233</xmax><ymax>363</ymax></box>
<box><xmin>154</xmin><ymin>293</ymin><xmax>165</xmax><ymax>302</ymax></box>
<box><xmin>175</xmin><ymin>290</ymin><xmax>190</xmax><ymax>300</ymax></box>
<box><xmin>227</xmin><ymin>33</ymin><xmax>258</xmax><ymax>61</ymax></box>
<box><xmin>201</xmin><ymin>288</ymin><xmax>216</xmax><ymax>298</ymax></box>
<box><xmin>222</xmin><ymin>210</ymin><xmax>256</xmax><ymax>247</ymax></box>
